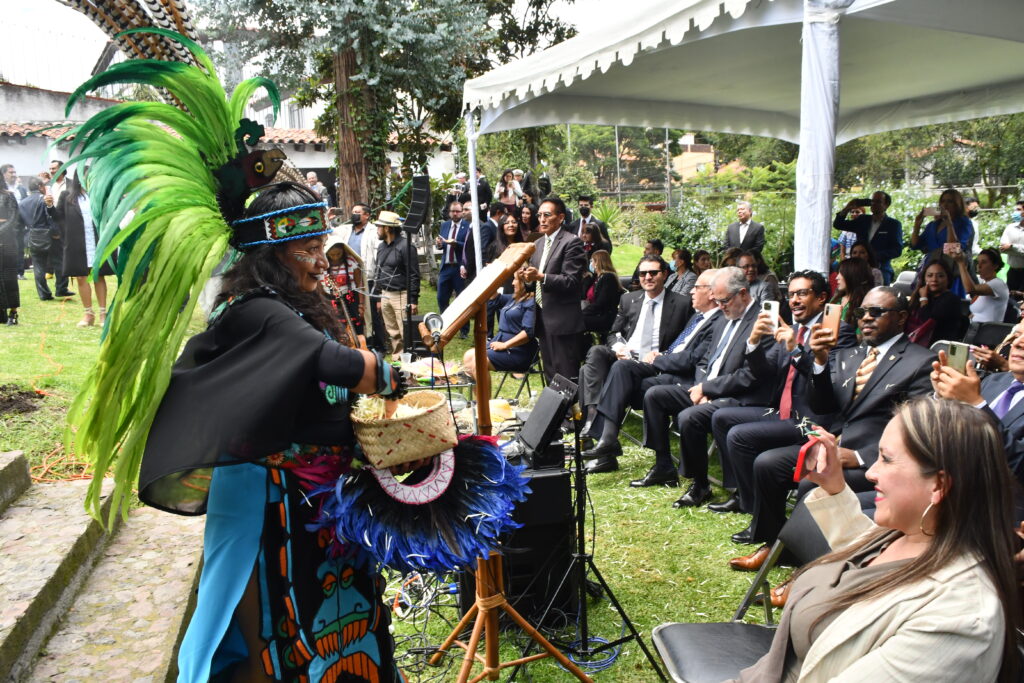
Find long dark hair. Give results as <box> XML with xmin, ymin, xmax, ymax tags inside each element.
<box><xmin>497</xmin><ymin>214</ymin><xmax>523</xmax><ymax>251</ymax></box>
<box><xmin>216</xmin><ymin>182</ymin><xmax>342</xmax><ymax>338</ymax></box>
<box><xmin>834</xmin><ymin>257</ymin><xmax>874</xmax><ymax>324</ymax></box>
<box><xmin>799</xmin><ymin>398</ymin><xmax>1020</xmax><ymax>681</ymax></box>
<box><xmin>519</xmin><ymin>203</ymin><xmax>539</xmax><ymax>234</ymax></box>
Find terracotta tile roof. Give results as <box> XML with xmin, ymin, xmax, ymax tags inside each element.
<box><xmin>261</xmin><ymin>127</ymin><xmax>330</xmax><ymax>144</ymax></box>
<box><xmin>0</xmin><ymin>122</ymin><xmax>75</xmax><ymax>140</ymax></box>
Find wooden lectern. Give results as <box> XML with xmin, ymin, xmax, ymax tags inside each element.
<box><xmin>419</xmin><ymin>241</ymin><xmax>592</xmax><ymax>683</ymax></box>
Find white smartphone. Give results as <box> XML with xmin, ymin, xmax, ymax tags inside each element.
<box><xmin>923</xmin><ymin>206</ymin><xmax>941</xmax><ymax>217</ymax></box>
<box><xmin>762</xmin><ymin>300</ymin><xmax>780</xmax><ymax>332</ymax></box>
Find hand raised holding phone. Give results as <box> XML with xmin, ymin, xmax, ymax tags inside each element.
<box><xmin>796</xmin><ymin>427</ymin><xmax>846</xmax><ymax>494</ymax></box>
<box><xmin>808</xmin><ymin>322</ymin><xmax>837</xmax><ymax>365</ymax></box>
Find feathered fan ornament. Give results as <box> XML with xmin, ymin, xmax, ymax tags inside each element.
<box><xmin>61</xmin><ymin>28</ymin><xmax>283</xmax><ymax>524</ymax></box>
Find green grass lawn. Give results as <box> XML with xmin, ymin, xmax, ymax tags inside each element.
<box><xmin>0</xmin><ymin>275</ymin><xmax>789</xmax><ymax>682</ymax></box>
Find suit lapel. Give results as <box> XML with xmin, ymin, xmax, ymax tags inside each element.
<box><xmin>850</xmin><ymin>339</ymin><xmax>905</xmax><ymax>412</ymax></box>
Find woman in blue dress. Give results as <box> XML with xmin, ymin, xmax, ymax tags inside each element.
<box><xmin>910</xmin><ymin>188</ymin><xmax>974</xmax><ymax>297</ymax></box>
<box><xmin>463</xmin><ymin>269</ymin><xmax>538</xmax><ymax>381</ymax></box>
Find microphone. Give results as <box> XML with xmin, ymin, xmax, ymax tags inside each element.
<box><xmin>424</xmin><ymin>312</ymin><xmax>445</xmax><ymax>344</ymax></box>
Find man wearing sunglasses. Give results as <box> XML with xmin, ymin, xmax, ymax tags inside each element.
<box><xmin>522</xmin><ymin>197</ymin><xmax>587</xmax><ymax>385</ymax></box>
<box><xmin>578</xmin><ymin>254</ymin><xmax>692</xmax><ymax>473</ymax></box>
<box><xmin>729</xmin><ymin>287</ymin><xmax>933</xmax><ymax>571</ymax></box>
<box><xmin>640</xmin><ymin>266</ymin><xmax>776</xmax><ymax>508</ymax></box>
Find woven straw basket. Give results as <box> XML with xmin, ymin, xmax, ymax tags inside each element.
<box><xmin>352</xmin><ymin>391</ymin><xmax>458</xmax><ymax>469</ymax></box>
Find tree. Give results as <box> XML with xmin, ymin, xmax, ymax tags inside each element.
<box><xmin>194</xmin><ymin>0</ymin><xmax>489</xmax><ymax>210</ymax></box>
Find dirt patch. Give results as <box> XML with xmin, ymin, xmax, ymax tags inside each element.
<box><xmin>0</xmin><ymin>384</ymin><xmax>42</xmax><ymax>416</ymax></box>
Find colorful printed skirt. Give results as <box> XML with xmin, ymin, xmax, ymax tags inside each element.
<box><xmin>177</xmin><ymin>446</ymin><xmax>403</xmax><ymax>682</ymax></box>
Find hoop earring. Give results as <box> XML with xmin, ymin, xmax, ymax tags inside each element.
<box><xmin>919</xmin><ymin>502</ymin><xmax>935</xmax><ymax>537</ymax></box>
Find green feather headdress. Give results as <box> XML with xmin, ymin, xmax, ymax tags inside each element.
<box><xmin>62</xmin><ymin>28</ymin><xmax>281</xmax><ymax>525</ymax></box>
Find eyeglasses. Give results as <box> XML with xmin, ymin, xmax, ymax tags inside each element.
<box><xmin>853</xmin><ymin>306</ymin><xmax>899</xmax><ymax>319</ymax></box>
<box><xmin>537</xmin><ymin>211</ymin><xmax>557</xmax><ymax>218</ymax></box>
<box><xmin>713</xmin><ymin>293</ymin><xmax>737</xmax><ymax>306</ymax></box>
<box><xmin>638</xmin><ymin>270</ymin><xmax>662</xmax><ymax>278</ymax></box>
<box><xmin>692</xmin><ymin>284</ymin><xmax>711</xmax><ymax>290</ymax></box>
<box><xmin>788</xmin><ymin>288</ymin><xmax>814</xmax><ymax>299</ymax></box>
<box><xmin>740</xmin><ymin>263</ymin><xmax>758</xmax><ymax>270</ymax></box>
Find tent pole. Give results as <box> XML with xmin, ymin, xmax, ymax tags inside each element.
<box><xmin>615</xmin><ymin>125</ymin><xmax>621</xmax><ymax>207</ymax></box>
<box><xmin>465</xmin><ymin>110</ymin><xmax>483</xmax><ymax>275</ymax></box>
<box><xmin>793</xmin><ymin>0</ymin><xmax>853</xmax><ymax>274</ymax></box>
<box><xmin>665</xmin><ymin>127</ymin><xmax>671</xmax><ymax>210</ymax></box>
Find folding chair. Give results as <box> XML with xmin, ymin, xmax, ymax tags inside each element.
<box><xmin>963</xmin><ymin>321</ymin><xmax>1014</xmax><ymax>348</ymax></box>
<box><xmin>492</xmin><ymin>348</ymin><xmax>544</xmax><ymax>402</ymax></box>
<box><xmin>651</xmin><ymin>500</ymin><xmax>830</xmax><ymax>682</ymax></box>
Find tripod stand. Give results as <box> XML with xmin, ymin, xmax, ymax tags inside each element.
<box><xmin>509</xmin><ymin>412</ymin><xmax>668</xmax><ymax>681</ymax></box>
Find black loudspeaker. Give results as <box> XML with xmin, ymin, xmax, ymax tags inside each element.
<box><xmin>401</xmin><ymin>175</ymin><xmax>432</xmax><ymax>233</ymax></box>
<box><xmin>511</xmin><ymin>374</ymin><xmax>576</xmax><ymax>469</ymax></box>
<box><xmin>459</xmin><ymin>468</ymin><xmax>577</xmax><ymax>625</ymax></box>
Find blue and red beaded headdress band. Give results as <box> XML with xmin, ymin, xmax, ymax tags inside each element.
<box><xmin>230</xmin><ymin>201</ymin><xmax>331</xmax><ymax>250</ymax></box>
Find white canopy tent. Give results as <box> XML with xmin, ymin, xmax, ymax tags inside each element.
<box><xmin>461</xmin><ymin>0</ymin><xmax>1024</xmax><ymax>274</ymax></box>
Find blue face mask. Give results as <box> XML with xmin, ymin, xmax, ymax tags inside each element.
<box><xmin>588</xmin><ymin>262</ymin><xmax>595</xmax><ymax>273</ymax></box>
<box><xmin>1013</xmin><ymin>210</ymin><xmax>1022</xmax><ymax>223</ymax></box>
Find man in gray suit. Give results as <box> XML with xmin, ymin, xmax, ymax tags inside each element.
<box><xmin>725</xmin><ymin>201</ymin><xmax>765</xmax><ymax>252</ymax></box>
<box><xmin>522</xmin><ymin>197</ymin><xmax>587</xmax><ymax>385</ymax></box>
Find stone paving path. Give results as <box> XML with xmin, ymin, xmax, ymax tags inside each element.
<box><xmin>26</xmin><ymin>506</ymin><xmax>204</xmax><ymax>683</ymax></box>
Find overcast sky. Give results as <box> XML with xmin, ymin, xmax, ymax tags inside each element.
<box><xmin>1</xmin><ymin>0</ymin><xmax>619</xmax><ymax>94</ymax></box>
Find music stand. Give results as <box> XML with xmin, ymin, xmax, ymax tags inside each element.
<box><xmin>420</xmin><ymin>242</ymin><xmax>593</xmax><ymax>683</ymax></box>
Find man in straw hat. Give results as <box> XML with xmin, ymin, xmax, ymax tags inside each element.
<box><xmin>374</xmin><ymin>210</ymin><xmax>420</xmax><ymax>359</ymax></box>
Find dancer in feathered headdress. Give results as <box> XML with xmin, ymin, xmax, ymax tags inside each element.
<box><xmin>62</xmin><ymin>28</ymin><xmax>413</xmax><ymax>681</ymax></box>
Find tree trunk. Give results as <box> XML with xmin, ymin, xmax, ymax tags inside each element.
<box><xmin>334</xmin><ymin>48</ymin><xmax>370</xmax><ymax>212</ymax></box>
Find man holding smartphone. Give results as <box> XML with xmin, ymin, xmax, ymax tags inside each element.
<box><xmin>833</xmin><ymin>191</ymin><xmax>903</xmax><ymax>284</ymax></box>
<box><xmin>931</xmin><ymin>337</ymin><xmax>1024</xmax><ymax>506</ymax></box>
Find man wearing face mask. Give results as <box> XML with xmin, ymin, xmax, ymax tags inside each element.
<box><xmin>567</xmin><ymin>195</ymin><xmax>612</xmax><ymax>252</ymax></box>
<box><xmin>1000</xmin><ymin>201</ymin><xmax>1024</xmax><ymax>292</ymax></box>
<box><xmin>334</xmin><ymin>203</ymin><xmax>382</xmax><ymax>345</ymax></box>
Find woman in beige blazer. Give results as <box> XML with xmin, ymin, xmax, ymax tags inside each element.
<box><xmin>737</xmin><ymin>397</ymin><xmax>1021</xmax><ymax>682</ymax></box>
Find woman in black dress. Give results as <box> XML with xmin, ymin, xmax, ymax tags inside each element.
<box><xmin>582</xmin><ymin>250</ymin><xmax>623</xmax><ymax>336</ymax></box>
<box><xmin>52</xmin><ymin>175</ymin><xmax>114</xmax><ymax>327</ymax></box>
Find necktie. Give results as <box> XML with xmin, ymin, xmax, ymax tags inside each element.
<box><xmin>667</xmin><ymin>313</ymin><xmax>704</xmax><ymax>353</ymax></box>
<box><xmin>778</xmin><ymin>326</ymin><xmax>807</xmax><ymax>420</ymax></box>
<box><xmin>706</xmin><ymin>319</ymin><xmax>737</xmax><ymax>371</ymax></box>
<box><xmin>854</xmin><ymin>347</ymin><xmax>879</xmax><ymax>398</ymax></box>
<box><xmin>992</xmin><ymin>381</ymin><xmax>1024</xmax><ymax>419</ymax></box>
<box><xmin>640</xmin><ymin>299</ymin><xmax>658</xmax><ymax>355</ymax></box>
<box><xmin>536</xmin><ymin>235</ymin><xmax>553</xmax><ymax>308</ymax></box>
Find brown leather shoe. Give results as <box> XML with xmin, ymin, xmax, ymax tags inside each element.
<box><xmin>728</xmin><ymin>544</ymin><xmax>770</xmax><ymax>571</ymax></box>
<box><xmin>770</xmin><ymin>578</ymin><xmax>792</xmax><ymax>608</ymax></box>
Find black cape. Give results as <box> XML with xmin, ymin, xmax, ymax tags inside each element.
<box><xmin>139</xmin><ymin>293</ymin><xmax>364</xmax><ymax>515</ymax></box>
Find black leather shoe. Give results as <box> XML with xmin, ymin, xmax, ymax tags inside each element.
<box><xmin>55</xmin><ymin>290</ymin><xmax>75</xmax><ymax>297</ymax></box>
<box><xmin>731</xmin><ymin>525</ymin><xmax>757</xmax><ymax>545</ymax></box>
<box><xmin>581</xmin><ymin>439</ymin><xmax>622</xmax><ymax>461</ymax></box>
<box><xmin>672</xmin><ymin>482</ymin><xmax>712</xmax><ymax>508</ymax></box>
<box><xmin>630</xmin><ymin>467</ymin><xmax>679</xmax><ymax>488</ymax></box>
<box><xmin>708</xmin><ymin>494</ymin><xmax>743</xmax><ymax>514</ymax></box>
<box><xmin>584</xmin><ymin>455</ymin><xmax>619</xmax><ymax>474</ymax></box>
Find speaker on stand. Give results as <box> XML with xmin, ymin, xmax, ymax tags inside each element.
<box><xmin>401</xmin><ymin>175</ymin><xmax>431</xmax><ymax>358</ymax></box>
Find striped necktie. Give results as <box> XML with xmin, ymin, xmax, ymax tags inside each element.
<box><xmin>536</xmin><ymin>235</ymin><xmax>553</xmax><ymax>308</ymax></box>
<box><xmin>854</xmin><ymin>347</ymin><xmax>879</xmax><ymax>398</ymax></box>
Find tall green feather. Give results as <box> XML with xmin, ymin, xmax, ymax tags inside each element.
<box><xmin>63</xmin><ymin>30</ymin><xmax>281</xmax><ymax>526</ymax></box>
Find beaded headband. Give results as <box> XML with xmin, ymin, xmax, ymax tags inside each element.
<box><xmin>231</xmin><ymin>202</ymin><xmax>330</xmax><ymax>249</ymax></box>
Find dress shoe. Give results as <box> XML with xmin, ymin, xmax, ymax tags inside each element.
<box><xmin>630</xmin><ymin>467</ymin><xmax>679</xmax><ymax>488</ymax></box>
<box><xmin>584</xmin><ymin>455</ymin><xmax>619</xmax><ymax>474</ymax></box>
<box><xmin>731</xmin><ymin>525</ymin><xmax>757</xmax><ymax>544</ymax></box>
<box><xmin>770</xmin><ymin>578</ymin><xmax>792</xmax><ymax>607</ymax></box>
<box><xmin>55</xmin><ymin>290</ymin><xmax>75</xmax><ymax>297</ymax></box>
<box><xmin>581</xmin><ymin>439</ymin><xmax>622</xmax><ymax>461</ymax></box>
<box><xmin>671</xmin><ymin>482</ymin><xmax>712</xmax><ymax>508</ymax></box>
<box><xmin>729</xmin><ymin>544</ymin><xmax>770</xmax><ymax>571</ymax></box>
<box><xmin>708</xmin><ymin>494</ymin><xmax>742</xmax><ymax>513</ymax></box>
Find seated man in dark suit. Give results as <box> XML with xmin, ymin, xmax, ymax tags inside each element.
<box><xmin>639</xmin><ymin>267</ymin><xmax>775</xmax><ymax>507</ymax></box>
<box><xmin>931</xmin><ymin>337</ymin><xmax>1024</xmax><ymax>513</ymax></box>
<box><xmin>707</xmin><ymin>270</ymin><xmax>858</xmax><ymax>518</ymax></box>
<box><xmin>581</xmin><ymin>268</ymin><xmax>721</xmax><ymax>474</ymax></box>
<box><xmin>728</xmin><ymin>287</ymin><xmax>934</xmax><ymax>569</ymax></box>
<box><xmin>579</xmin><ymin>255</ymin><xmax>691</xmax><ymax>439</ymax></box>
